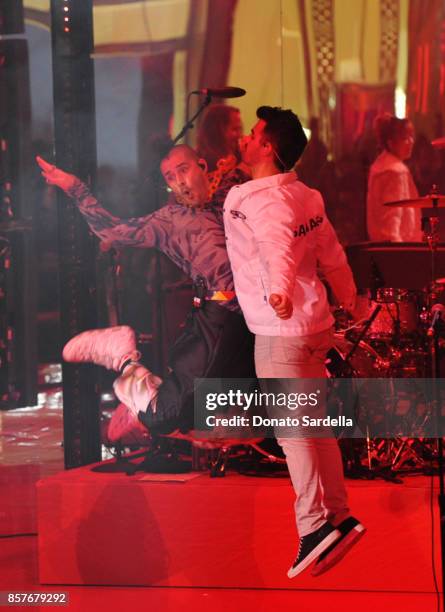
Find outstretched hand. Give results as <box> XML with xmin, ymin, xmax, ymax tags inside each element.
<box><xmin>269</xmin><ymin>293</ymin><xmax>293</xmax><ymax>319</ymax></box>
<box><xmin>36</xmin><ymin>156</ymin><xmax>78</xmax><ymax>192</ymax></box>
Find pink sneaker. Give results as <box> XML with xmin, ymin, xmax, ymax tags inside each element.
<box><xmin>107</xmin><ymin>403</ymin><xmax>150</xmax><ymax>444</ymax></box>
<box><xmin>62</xmin><ymin>325</ymin><xmax>140</xmax><ymax>371</ymax></box>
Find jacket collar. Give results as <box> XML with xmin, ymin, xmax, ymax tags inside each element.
<box><xmin>232</xmin><ymin>171</ymin><xmax>297</xmax><ymax>197</ymax></box>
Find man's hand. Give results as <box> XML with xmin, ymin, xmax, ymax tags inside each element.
<box><xmin>269</xmin><ymin>293</ymin><xmax>293</xmax><ymax>319</ymax></box>
<box><xmin>36</xmin><ymin>156</ymin><xmax>78</xmax><ymax>192</ymax></box>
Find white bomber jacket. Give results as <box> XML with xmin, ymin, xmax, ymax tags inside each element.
<box><xmin>223</xmin><ymin>172</ymin><xmax>356</xmax><ymax>336</ymax></box>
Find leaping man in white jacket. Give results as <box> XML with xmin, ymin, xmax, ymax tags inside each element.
<box><xmin>223</xmin><ymin>106</ymin><xmax>366</xmax><ymax>578</ymax></box>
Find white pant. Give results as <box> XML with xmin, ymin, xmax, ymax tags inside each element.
<box><xmin>255</xmin><ymin>329</ymin><xmax>349</xmax><ymax>537</ymax></box>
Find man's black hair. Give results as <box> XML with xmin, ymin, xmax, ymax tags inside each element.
<box><xmin>256</xmin><ymin>106</ymin><xmax>308</xmax><ymax>171</ymax></box>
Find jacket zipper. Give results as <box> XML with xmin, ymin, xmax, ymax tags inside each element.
<box><xmin>259</xmin><ymin>274</ymin><xmax>267</xmax><ymax>303</ymax></box>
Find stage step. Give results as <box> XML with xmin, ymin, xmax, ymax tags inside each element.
<box><xmin>37</xmin><ymin>461</ymin><xmax>441</xmax><ymax>591</ymax></box>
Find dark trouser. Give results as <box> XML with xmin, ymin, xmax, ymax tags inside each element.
<box><xmin>138</xmin><ymin>301</ymin><xmax>255</xmax><ymax>433</ymax></box>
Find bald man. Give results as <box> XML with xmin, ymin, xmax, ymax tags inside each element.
<box><xmin>37</xmin><ymin>146</ymin><xmax>253</xmax><ymax>440</ymax></box>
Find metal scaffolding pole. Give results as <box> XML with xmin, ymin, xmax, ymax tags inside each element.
<box><xmin>50</xmin><ymin>0</ymin><xmax>100</xmax><ymax>468</ymax></box>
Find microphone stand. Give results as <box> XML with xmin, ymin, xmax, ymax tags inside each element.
<box><xmin>172</xmin><ymin>93</ymin><xmax>212</xmax><ymax>145</ymax></box>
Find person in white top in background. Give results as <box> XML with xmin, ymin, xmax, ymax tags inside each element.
<box><xmin>223</xmin><ymin>106</ymin><xmax>366</xmax><ymax>579</ymax></box>
<box><xmin>367</xmin><ymin>113</ymin><xmax>422</xmax><ymax>242</ymax></box>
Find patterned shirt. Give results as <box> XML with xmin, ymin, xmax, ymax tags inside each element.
<box><xmin>67</xmin><ymin>168</ymin><xmax>249</xmax><ymax>311</ymax></box>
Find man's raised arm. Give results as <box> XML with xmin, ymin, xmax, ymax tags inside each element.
<box><xmin>36</xmin><ymin>155</ymin><xmax>166</xmax><ymax>249</ymax></box>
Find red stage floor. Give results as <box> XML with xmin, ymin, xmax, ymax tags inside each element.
<box><xmin>0</xmin><ymin>514</ymin><xmax>441</xmax><ymax>612</ymax></box>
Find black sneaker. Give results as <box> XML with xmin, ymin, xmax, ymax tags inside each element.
<box><xmin>287</xmin><ymin>522</ymin><xmax>341</xmax><ymax>579</ymax></box>
<box><xmin>311</xmin><ymin>516</ymin><xmax>366</xmax><ymax>576</ymax></box>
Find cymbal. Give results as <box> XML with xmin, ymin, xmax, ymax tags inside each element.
<box><xmin>432</xmin><ymin>136</ymin><xmax>445</xmax><ymax>149</ymax></box>
<box><xmin>384</xmin><ymin>195</ymin><xmax>445</xmax><ymax>208</ymax></box>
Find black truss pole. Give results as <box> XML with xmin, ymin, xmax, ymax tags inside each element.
<box><xmin>50</xmin><ymin>0</ymin><xmax>100</xmax><ymax>468</ymax></box>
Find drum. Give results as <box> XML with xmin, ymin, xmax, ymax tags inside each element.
<box><xmin>327</xmin><ymin>333</ymin><xmax>428</xmax><ymax>437</ymax></box>
<box><xmin>326</xmin><ymin>333</ymin><xmax>389</xmax><ymax>378</ymax></box>
<box><xmin>355</xmin><ymin>289</ymin><xmax>421</xmax><ymax>339</ymax></box>
<box><xmin>326</xmin><ymin>333</ymin><xmax>393</xmax><ymax>438</ymax></box>
<box><xmin>328</xmin><ymin>334</ymin><xmax>429</xmax><ymax>471</ymax></box>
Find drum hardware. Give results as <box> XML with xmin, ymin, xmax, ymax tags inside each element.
<box><xmin>385</xmin><ymin>187</ymin><xmax>445</xmax><ymax>279</ymax></box>
<box><xmin>375</xmin><ymin>288</ymin><xmax>445</xmax><ymax>472</ymax></box>
<box><xmin>336</xmin><ymin>305</ymin><xmax>382</xmax><ymax>376</ymax></box>
<box><xmin>363</xmin><ymin>431</ymin><xmax>404</xmax><ymax>482</ymax></box>
<box><xmin>390</xmin><ymin>438</ymin><xmax>437</xmax><ymax>472</ymax></box>
<box><xmin>363</xmin><ymin>313</ymin><xmax>440</xmax><ymax>471</ymax></box>
<box><xmin>377</xmin><ymin>385</ymin><xmax>438</xmax><ymax>473</ymax></box>
<box><xmin>357</xmin><ymin>197</ymin><xmax>445</xmax><ymax>551</ymax></box>
<box><xmin>358</xmin><ymin>380</ymin><xmax>425</xmax><ymax>481</ymax></box>
<box><xmin>327</xmin><ymin>333</ymin><xmax>403</xmax><ymax>482</ymax></box>
<box><xmin>355</xmin><ymin>436</ymin><xmax>432</xmax><ymax>474</ymax></box>
<box><xmin>329</xmin><ymin>326</ymin><xmax>432</xmax><ymax>480</ymax></box>
<box><xmin>337</xmin><ymin>198</ymin><xmax>445</xmax><ymax>480</ymax></box>
<box><xmin>420</xmin><ymin>193</ymin><xmax>445</xmax><ymax>495</ymax></box>
<box><xmin>423</xmin><ymin>214</ymin><xmax>440</xmax><ymax>283</ymax></box>
<box><xmin>340</xmin><ymin>433</ymin><xmax>403</xmax><ymax>483</ymax></box>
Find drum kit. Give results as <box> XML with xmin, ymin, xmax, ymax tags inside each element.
<box><xmin>329</xmin><ymin>187</ymin><xmax>445</xmax><ymax>479</ymax></box>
